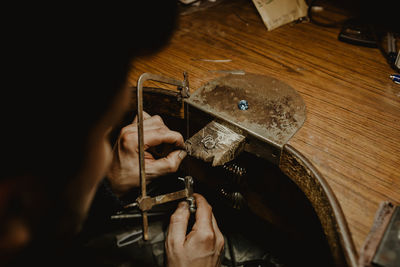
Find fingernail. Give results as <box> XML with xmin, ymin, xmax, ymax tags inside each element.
<box><xmin>178</xmin><ymin>150</ymin><xmax>187</xmax><ymax>160</ymax></box>
<box><xmin>178</xmin><ymin>201</ymin><xmax>188</xmax><ymax>209</ymax></box>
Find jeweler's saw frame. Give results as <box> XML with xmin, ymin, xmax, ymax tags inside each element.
<box><xmin>127</xmin><ymin>72</ymin><xmax>195</xmax><ymax>241</ymax></box>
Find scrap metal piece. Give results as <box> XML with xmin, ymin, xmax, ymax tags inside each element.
<box><xmin>359</xmin><ymin>202</ymin><xmax>400</xmax><ymax>267</ymax></box>
<box><xmin>220</xmin><ymin>188</ymin><xmax>246</xmax><ymax>210</ymax></box>
<box><xmin>185</xmin><ymin>120</ymin><xmax>246</xmax><ymax>166</ymax></box>
<box><xmin>222</xmin><ymin>162</ymin><xmax>247</xmax><ymax>177</ymax></box>
<box><xmin>372</xmin><ymin>205</ymin><xmax>400</xmax><ymax>267</ymax></box>
<box><xmin>116</xmin><ymin>228</ymin><xmax>142</xmax><ymax>247</ymax></box>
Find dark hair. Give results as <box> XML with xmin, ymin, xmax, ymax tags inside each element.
<box><xmin>1</xmin><ymin>2</ymin><xmax>178</xmax><ymax>182</ymax></box>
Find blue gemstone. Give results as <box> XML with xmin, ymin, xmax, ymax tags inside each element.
<box><xmin>238</xmin><ymin>100</ymin><xmax>249</xmax><ymax>110</ymax></box>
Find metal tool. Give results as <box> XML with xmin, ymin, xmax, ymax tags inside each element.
<box><xmin>125</xmin><ymin>175</ymin><xmax>195</xmax><ymax>210</ymax></box>
<box><xmin>126</xmin><ymin>72</ymin><xmax>195</xmax><ymax>241</ymax></box>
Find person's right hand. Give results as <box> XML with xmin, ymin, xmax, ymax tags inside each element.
<box><xmin>107</xmin><ymin>111</ymin><xmax>186</xmax><ymax>197</ymax></box>
<box><xmin>166</xmin><ymin>193</ymin><xmax>224</xmax><ymax>267</ymax></box>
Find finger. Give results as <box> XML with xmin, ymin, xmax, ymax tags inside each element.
<box><xmin>119</xmin><ymin>128</ymin><xmax>184</xmax><ymax>156</ymax></box>
<box><xmin>121</xmin><ymin>115</ymin><xmax>167</xmax><ymax>136</ymax></box>
<box><xmin>167</xmin><ymin>201</ymin><xmax>190</xmax><ymax>247</ymax></box>
<box><xmin>142</xmin><ymin>115</ymin><xmax>165</xmax><ymax>129</ymax></box>
<box><xmin>146</xmin><ymin>150</ymin><xmax>187</xmax><ymax>178</ymax></box>
<box><xmin>143</xmin><ymin>128</ymin><xmax>185</xmax><ymax>149</ymax></box>
<box><xmin>132</xmin><ymin>110</ymin><xmax>151</xmax><ymax>123</ymax></box>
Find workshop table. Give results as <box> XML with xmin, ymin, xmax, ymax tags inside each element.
<box><xmin>128</xmin><ymin>0</ymin><xmax>400</xmax><ymax>265</ymax></box>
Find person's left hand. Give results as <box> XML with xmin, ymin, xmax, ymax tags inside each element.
<box><xmin>165</xmin><ymin>193</ymin><xmax>225</xmax><ymax>267</ymax></box>
<box><xmin>107</xmin><ymin>111</ymin><xmax>187</xmax><ymax>196</ymax></box>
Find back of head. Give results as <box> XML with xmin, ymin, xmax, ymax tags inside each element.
<box><xmin>0</xmin><ymin>1</ymin><xmax>178</xmax><ymax>265</ymax></box>
<box><xmin>2</xmin><ymin>1</ymin><xmax>178</xmax><ymax>181</ymax></box>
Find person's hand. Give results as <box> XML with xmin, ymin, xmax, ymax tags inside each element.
<box><xmin>166</xmin><ymin>193</ymin><xmax>225</xmax><ymax>267</ymax></box>
<box><xmin>107</xmin><ymin>111</ymin><xmax>187</xmax><ymax>196</ymax></box>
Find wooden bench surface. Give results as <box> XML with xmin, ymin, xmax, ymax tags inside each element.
<box><xmin>128</xmin><ymin>0</ymin><xmax>400</xmax><ymax>253</ymax></box>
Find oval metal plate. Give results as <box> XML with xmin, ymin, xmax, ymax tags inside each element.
<box><xmin>186</xmin><ymin>73</ymin><xmax>306</xmax><ymax>147</ymax></box>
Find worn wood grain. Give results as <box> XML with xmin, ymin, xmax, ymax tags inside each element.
<box><xmin>128</xmin><ymin>0</ymin><xmax>400</xmax><ymax>254</ymax></box>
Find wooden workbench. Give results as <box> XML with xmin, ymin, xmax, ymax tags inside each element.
<box><xmin>128</xmin><ymin>0</ymin><xmax>400</xmax><ymax>262</ymax></box>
